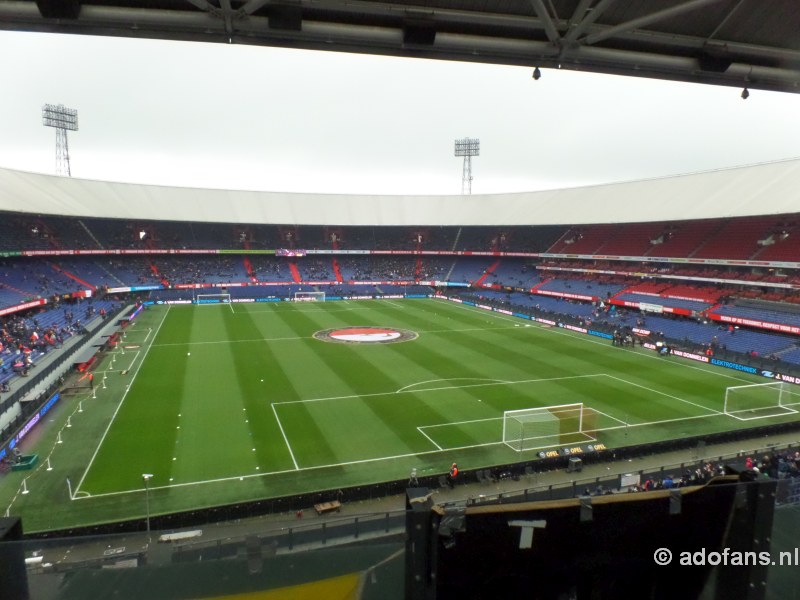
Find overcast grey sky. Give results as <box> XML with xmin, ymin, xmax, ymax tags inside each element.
<box><xmin>0</xmin><ymin>29</ymin><xmax>798</xmax><ymax>196</ymax></box>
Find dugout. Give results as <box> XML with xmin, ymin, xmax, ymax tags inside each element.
<box><xmin>71</xmin><ymin>347</ymin><xmax>99</xmax><ymax>375</ymax></box>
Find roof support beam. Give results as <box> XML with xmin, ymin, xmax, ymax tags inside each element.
<box><xmin>582</xmin><ymin>0</ymin><xmax>727</xmax><ymax>46</ymax></box>
<box><xmin>220</xmin><ymin>0</ymin><xmax>234</xmax><ymax>35</ymax></box>
<box><xmin>706</xmin><ymin>0</ymin><xmax>745</xmax><ymax>41</ymax></box>
<box><xmin>565</xmin><ymin>0</ymin><xmax>594</xmax><ymax>32</ymax></box>
<box><xmin>528</xmin><ymin>0</ymin><xmax>560</xmax><ymax>45</ymax></box>
<box><xmin>241</xmin><ymin>0</ymin><xmax>270</xmax><ymax>16</ymax></box>
<box><xmin>183</xmin><ymin>0</ymin><xmax>216</xmax><ymax>12</ymax></box>
<box><xmin>563</xmin><ymin>0</ymin><xmax>615</xmax><ymax>45</ymax></box>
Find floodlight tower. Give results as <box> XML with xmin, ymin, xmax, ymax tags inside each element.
<box><xmin>42</xmin><ymin>104</ymin><xmax>78</xmax><ymax>176</ymax></box>
<box><xmin>454</xmin><ymin>137</ymin><xmax>479</xmax><ymax>195</ymax></box>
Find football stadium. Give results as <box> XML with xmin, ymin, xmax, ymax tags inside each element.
<box><xmin>2</xmin><ymin>2</ymin><xmax>800</xmax><ymax>600</ymax></box>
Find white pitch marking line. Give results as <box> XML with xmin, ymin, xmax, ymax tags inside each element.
<box><xmin>149</xmin><ymin>325</ymin><xmax>519</xmax><ymax>348</ymax></box>
<box><xmin>592</xmin><ymin>411</ymin><xmax>728</xmax><ymax>432</ymax></box>
<box><xmin>72</xmin><ymin>439</ymin><xmax>509</xmax><ymax>501</ymax></box>
<box><xmin>69</xmin><ymin>404</ymin><xmax>769</xmax><ymax>502</ymax></box>
<box><xmin>271</xmin><ymin>403</ymin><xmax>299</xmax><ymax>470</ymax></box>
<box><xmin>73</xmin><ymin>306</ymin><xmax>171</xmax><ymax>499</ymax></box>
<box><xmin>416</xmin><ymin>427</ymin><xmax>443</xmax><ymax>451</ymax></box>
<box><xmin>726</xmin><ymin>406</ymin><xmax>799</xmax><ymax>422</ymax></box>
<box><xmin>601</xmin><ymin>373</ymin><xmax>722</xmax><ymax>415</ymax></box>
<box><xmin>245</xmin><ymin>305</ymin><xmax>372</xmax><ymax>314</ymax></box>
<box><xmin>421</xmin><ymin>416</ymin><xmax>503</xmax><ymax>429</ymax></box>
<box><xmin>383</xmin><ymin>300</ymin><xmax>404</xmax><ymax>308</ymax></box>
<box><xmin>277</xmin><ymin>374</ymin><xmax>605</xmax><ymax>406</ymax></box>
<box><xmin>585</xmin><ymin>406</ymin><xmax>629</xmax><ymax>426</ymax></box>
<box><xmin>396</xmin><ymin>378</ymin><xmax>509</xmax><ymax>394</ymax></box>
<box><xmin>125</xmin><ymin>351</ymin><xmax>140</xmax><ymax>372</ymax></box>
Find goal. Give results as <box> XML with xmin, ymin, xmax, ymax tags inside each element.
<box><xmin>724</xmin><ymin>381</ymin><xmax>799</xmax><ymax>421</ymax></box>
<box><xmin>196</xmin><ymin>293</ymin><xmax>232</xmax><ymax>304</ymax></box>
<box><xmin>502</xmin><ymin>403</ymin><xmax>589</xmax><ymax>452</ymax></box>
<box><xmin>294</xmin><ymin>291</ymin><xmax>325</xmax><ymax>302</ymax></box>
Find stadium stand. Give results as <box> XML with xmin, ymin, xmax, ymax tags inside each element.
<box><xmin>612</xmin><ymin>292</ymin><xmax>715</xmax><ymax>313</ymax></box>
<box><xmin>535</xmin><ymin>277</ymin><xmax>626</xmax><ymax>299</ymax></box>
<box><xmin>546</xmin><ymin>224</ymin><xmax>620</xmax><ymax>254</ymax></box>
<box><xmin>595</xmin><ymin>221</ymin><xmax>665</xmax><ymax>256</ymax></box>
<box><xmin>2</xmin><ymin>211</ymin><xmax>800</xmax><ymax>394</ymax></box>
<box><xmin>693</xmin><ymin>217</ymin><xmax>776</xmax><ymax>260</ymax></box>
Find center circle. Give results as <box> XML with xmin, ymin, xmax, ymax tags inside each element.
<box><xmin>314</xmin><ymin>326</ymin><xmax>418</xmax><ymax>344</ymax></box>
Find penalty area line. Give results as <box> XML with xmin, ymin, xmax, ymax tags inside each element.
<box><xmin>417</xmin><ymin>427</ymin><xmax>443</xmax><ymax>451</ymax></box>
<box><xmin>271</xmin><ymin>403</ymin><xmax>300</xmax><ymax>470</ymax></box>
<box><xmin>600</xmin><ymin>373</ymin><xmax>722</xmax><ymax>416</ymax></box>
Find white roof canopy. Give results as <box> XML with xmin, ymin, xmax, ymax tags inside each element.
<box><xmin>1</xmin><ymin>159</ymin><xmax>798</xmax><ymax>226</ymax></box>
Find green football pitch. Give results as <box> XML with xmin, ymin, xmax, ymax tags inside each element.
<box><xmin>5</xmin><ymin>298</ymin><xmax>800</xmax><ymax>532</ymax></box>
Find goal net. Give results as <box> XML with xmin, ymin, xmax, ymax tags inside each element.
<box><xmin>196</xmin><ymin>293</ymin><xmax>232</xmax><ymax>304</ymax></box>
<box><xmin>502</xmin><ymin>403</ymin><xmax>591</xmax><ymax>452</ymax></box>
<box><xmin>724</xmin><ymin>381</ymin><xmax>799</xmax><ymax>421</ymax></box>
<box><xmin>294</xmin><ymin>291</ymin><xmax>325</xmax><ymax>302</ymax></box>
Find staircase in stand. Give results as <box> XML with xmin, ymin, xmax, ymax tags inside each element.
<box><xmin>450</xmin><ymin>227</ymin><xmax>462</xmax><ymax>252</ymax></box>
<box><xmin>474</xmin><ymin>260</ymin><xmax>501</xmax><ymax>287</ymax></box>
<box><xmin>243</xmin><ymin>256</ymin><xmax>256</xmax><ymax>281</ymax></box>
<box><xmin>78</xmin><ymin>219</ymin><xmax>104</xmax><ymax>249</ymax></box>
<box><xmin>241</xmin><ymin>239</ymin><xmax>257</xmax><ymax>282</ymax></box>
<box><xmin>688</xmin><ymin>220</ymin><xmax>729</xmax><ymax>257</ymax></box>
<box><xmin>98</xmin><ymin>263</ymin><xmax>125</xmax><ymax>286</ymax></box>
<box><xmin>50</xmin><ymin>262</ymin><xmax>97</xmax><ymax>291</ymax></box>
<box><xmin>150</xmin><ymin>261</ymin><xmax>169</xmax><ymax>287</ymax></box>
<box><xmin>332</xmin><ymin>259</ymin><xmax>344</xmax><ymax>283</ymax></box>
<box><xmin>288</xmin><ymin>261</ymin><xmax>302</xmax><ymax>283</ymax></box>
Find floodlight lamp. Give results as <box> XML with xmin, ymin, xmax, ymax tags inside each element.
<box><xmin>741</xmin><ymin>87</ymin><xmax>749</xmax><ymax>100</ymax></box>
<box><xmin>532</xmin><ymin>67</ymin><xmax>541</xmax><ymax>80</ymax></box>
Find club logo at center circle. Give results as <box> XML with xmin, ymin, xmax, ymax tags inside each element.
<box><xmin>314</xmin><ymin>326</ymin><xmax>418</xmax><ymax>344</ymax></box>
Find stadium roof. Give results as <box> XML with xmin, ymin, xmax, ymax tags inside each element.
<box><xmin>1</xmin><ymin>0</ymin><xmax>799</xmax><ymax>94</ymax></box>
<box><xmin>1</xmin><ymin>159</ymin><xmax>798</xmax><ymax>226</ymax></box>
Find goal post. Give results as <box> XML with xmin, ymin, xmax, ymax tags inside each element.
<box><xmin>502</xmin><ymin>403</ymin><xmax>588</xmax><ymax>452</ymax></box>
<box><xmin>294</xmin><ymin>291</ymin><xmax>325</xmax><ymax>302</ymax></box>
<box><xmin>196</xmin><ymin>293</ymin><xmax>232</xmax><ymax>304</ymax></box>
<box><xmin>724</xmin><ymin>381</ymin><xmax>798</xmax><ymax>420</ymax></box>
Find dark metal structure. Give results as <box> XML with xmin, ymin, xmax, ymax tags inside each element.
<box><xmin>41</xmin><ymin>104</ymin><xmax>78</xmax><ymax>177</ymax></box>
<box><xmin>1</xmin><ymin>1</ymin><xmax>799</xmax><ymax>93</ymax></box>
<box><xmin>454</xmin><ymin>137</ymin><xmax>479</xmax><ymax>195</ymax></box>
